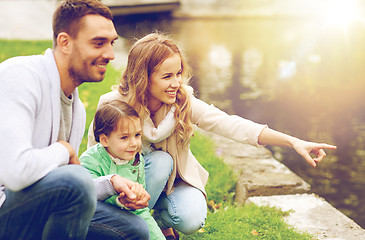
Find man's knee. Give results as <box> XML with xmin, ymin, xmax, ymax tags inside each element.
<box><xmin>91</xmin><ymin>202</ymin><xmax>150</xmax><ymax>239</ymax></box>
<box><xmin>87</xmin><ymin>219</ymin><xmax>149</xmax><ymax>240</ymax></box>
<box><xmin>46</xmin><ymin>165</ymin><xmax>96</xmax><ymax>210</ymax></box>
<box><xmin>130</xmin><ymin>216</ymin><xmax>150</xmax><ymax>239</ymax></box>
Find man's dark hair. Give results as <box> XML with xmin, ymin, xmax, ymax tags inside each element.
<box><xmin>53</xmin><ymin>0</ymin><xmax>113</xmax><ymax>45</ymax></box>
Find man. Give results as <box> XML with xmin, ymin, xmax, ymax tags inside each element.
<box><xmin>0</xmin><ymin>0</ymin><xmax>149</xmax><ymax>239</ymax></box>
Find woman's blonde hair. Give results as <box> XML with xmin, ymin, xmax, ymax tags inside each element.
<box><xmin>117</xmin><ymin>32</ymin><xmax>193</xmax><ymax>146</ymax></box>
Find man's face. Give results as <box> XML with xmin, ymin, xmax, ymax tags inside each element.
<box><xmin>68</xmin><ymin>14</ymin><xmax>118</xmax><ymax>84</ymax></box>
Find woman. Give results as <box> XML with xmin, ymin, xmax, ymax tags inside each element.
<box><xmin>88</xmin><ymin>33</ymin><xmax>336</xmax><ymax>238</ymax></box>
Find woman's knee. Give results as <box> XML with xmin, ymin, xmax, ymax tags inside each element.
<box><xmin>167</xmin><ymin>206</ymin><xmax>206</xmax><ymax>235</ymax></box>
<box><xmin>157</xmin><ymin>195</ymin><xmax>207</xmax><ymax>234</ymax></box>
<box><xmin>157</xmin><ymin>182</ymin><xmax>207</xmax><ymax>234</ymax></box>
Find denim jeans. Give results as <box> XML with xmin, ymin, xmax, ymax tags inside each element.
<box><xmin>0</xmin><ymin>165</ymin><xmax>96</xmax><ymax>240</ymax></box>
<box><xmin>87</xmin><ymin>201</ymin><xmax>149</xmax><ymax>240</ymax></box>
<box><xmin>144</xmin><ymin>151</ymin><xmax>174</xmax><ymax>209</ymax></box>
<box><xmin>144</xmin><ymin>151</ymin><xmax>207</xmax><ymax>235</ymax></box>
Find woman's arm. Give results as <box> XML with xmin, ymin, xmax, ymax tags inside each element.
<box><xmin>258</xmin><ymin>128</ymin><xmax>337</xmax><ymax>167</ymax></box>
<box><xmin>191</xmin><ymin>93</ymin><xmax>266</xmax><ymax>147</ymax></box>
<box><xmin>189</xmin><ymin>88</ymin><xmax>336</xmax><ymax>167</ymax></box>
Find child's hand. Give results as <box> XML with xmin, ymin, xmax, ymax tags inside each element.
<box><xmin>111</xmin><ymin>175</ymin><xmax>150</xmax><ymax>209</ymax></box>
<box><xmin>118</xmin><ymin>183</ymin><xmax>150</xmax><ymax>210</ymax></box>
<box><xmin>132</xmin><ymin>187</ymin><xmax>150</xmax><ymax>208</ymax></box>
<box><xmin>111</xmin><ymin>175</ymin><xmax>136</xmax><ymax>199</ymax></box>
<box><xmin>130</xmin><ymin>182</ymin><xmax>144</xmax><ymax>200</ymax></box>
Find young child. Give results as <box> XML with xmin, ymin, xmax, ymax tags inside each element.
<box><xmin>80</xmin><ymin>100</ymin><xmax>166</xmax><ymax>240</ymax></box>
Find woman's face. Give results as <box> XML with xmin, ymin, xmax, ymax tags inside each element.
<box><xmin>147</xmin><ymin>54</ymin><xmax>182</xmax><ymax>113</ymax></box>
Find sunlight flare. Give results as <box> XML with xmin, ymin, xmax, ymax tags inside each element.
<box><xmin>322</xmin><ymin>0</ymin><xmax>363</xmax><ymax>28</ymax></box>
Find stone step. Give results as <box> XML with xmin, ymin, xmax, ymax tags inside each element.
<box><xmin>248</xmin><ymin>194</ymin><xmax>365</xmax><ymax>240</ymax></box>
<box><xmin>198</xmin><ymin>130</ymin><xmax>365</xmax><ymax>239</ymax></box>
<box><xmin>200</xmin><ymin>130</ymin><xmax>310</xmax><ymax>203</ymax></box>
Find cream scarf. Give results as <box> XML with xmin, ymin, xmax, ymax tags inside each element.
<box><xmin>148</xmin><ymin>104</ymin><xmax>187</xmax><ymax>195</ymax></box>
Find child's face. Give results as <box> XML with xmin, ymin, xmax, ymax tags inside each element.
<box><xmin>101</xmin><ymin>117</ymin><xmax>142</xmax><ymax>161</ymax></box>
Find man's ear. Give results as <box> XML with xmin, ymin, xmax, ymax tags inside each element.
<box><xmin>99</xmin><ymin>134</ymin><xmax>109</xmax><ymax>148</ymax></box>
<box><xmin>56</xmin><ymin>32</ymin><xmax>72</xmax><ymax>54</ymax></box>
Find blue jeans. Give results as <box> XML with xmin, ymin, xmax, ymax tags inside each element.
<box><xmin>144</xmin><ymin>151</ymin><xmax>174</xmax><ymax>209</ymax></box>
<box><xmin>144</xmin><ymin>151</ymin><xmax>207</xmax><ymax>235</ymax></box>
<box><xmin>0</xmin><ymin>165</ymin><xmax>150</xmax><ymax>240</ymax></box>
<box><xmin>87</xmin><ymin>202</ymin><xmax>149</xmax><ymax>240</ymax></box>
<box><xmin>0</xmin><ymin>165</ymin><xmax>96</xmax><ymax>240</ymax></box>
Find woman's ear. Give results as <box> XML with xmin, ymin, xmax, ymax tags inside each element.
<box><xmin>56</xmin><ymin>32</ymin><xmax>72</xmax><ymax>54</ymax></box>
<box><xmin>99</xmin><ymin>134</ymin><xmax>109</xmax><ymax>148</ymax></box>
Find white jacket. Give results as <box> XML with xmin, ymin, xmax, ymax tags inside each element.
<box><xmin>0</xmin><ymin>49</ymin><xmax>86</xmax><ymax>207</ymax></box>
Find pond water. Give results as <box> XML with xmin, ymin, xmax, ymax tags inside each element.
<box><xmin>112</xmin><ymin>13</ymin><xmax>365</xmax><ymax>227</ymax></box>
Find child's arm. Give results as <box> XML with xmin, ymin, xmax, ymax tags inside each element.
<box><xmin>93</xmin><ymin>175</ymin><xmax>118</xmax><ymax>201</ymax></box>
<box><xmin>80</xmin><ymin>150</ymin><xmax>120</xmax><ymax>202</ymax></box>
<box><xmin>143</xmin><ymin>106</ymin><xmax>176</xmax><ymax>143</ymax></box>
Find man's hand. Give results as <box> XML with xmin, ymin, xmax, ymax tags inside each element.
<box><xmin>58</xmin><ymin>141</ymin><xmax>80</xmax><ymax>165</ymax></box>
<box><xmin>111</xmin><ymin>175</ymin><xmax>150</xmax><ymax>210</ymax></box>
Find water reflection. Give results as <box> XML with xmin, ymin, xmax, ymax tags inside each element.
<box><xmin>113</xmin><ymin>15</ymin><xmax>365</xmax><ymax>227</ymax></box>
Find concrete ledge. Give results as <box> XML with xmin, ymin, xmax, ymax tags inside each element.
<box><xmin>198</xmin><ymin>130</ymin><xmax>365</xmax><ymax>238</ymax></box>
<box><xmin>248</xmin><ymin>194</ymin><xmax>365</xmax><ymax>240</ymax></box>
<box><xmin>235</xmin><ymin>157</ymin><xmax>310</xmax><ymax>196</ymax></box>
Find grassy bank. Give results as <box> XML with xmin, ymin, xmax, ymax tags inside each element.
<box><xmin>1</xmin><ymin>39</ymin><xmax>315</xmax><ymax>239</ymax></box>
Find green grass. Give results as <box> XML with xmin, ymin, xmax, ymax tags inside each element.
<box><xmin>190</xmin><ymin>132</ymin><xmax>237</xmax><ymax>205</ymax></box>
<box><xmin>180</xmin><ymin>203</ymin><xmax>313</xmax><ymax>240</ymax></box>
<box><xmin>1</xmin><ymin>39</ymin><xmax>316</xmax><ymax>240</ymax></box>
<box><xmin>0</xmin><ymin>39</ymin><xmax>52</xmax><ymax>62</ymax></box>
<box><xmin>182</xmin><ymin>132</ymin><xmax>314</xmax><ymax>239</ymax></box>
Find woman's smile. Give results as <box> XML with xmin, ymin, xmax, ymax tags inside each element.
<box><xmin>148</xmin><ymin>54</ymin><xmax>182</xmax><ymax>110</ymax></box>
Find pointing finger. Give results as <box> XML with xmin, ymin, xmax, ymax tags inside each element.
<box><xmin>318</xmin><ymin>144</ymin><xmax>337</xmax><ymax>150</ymax></box>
